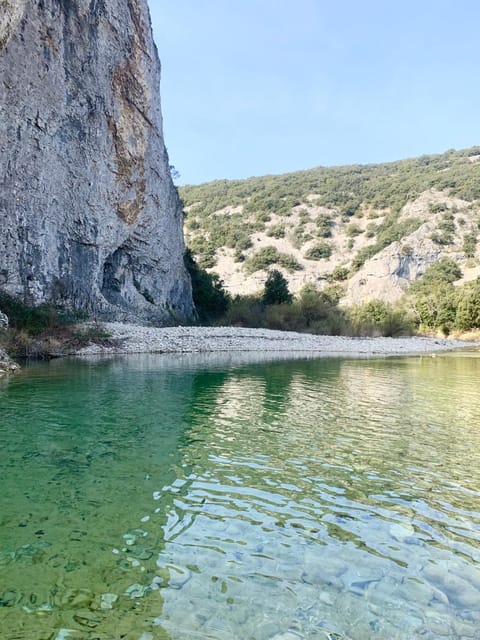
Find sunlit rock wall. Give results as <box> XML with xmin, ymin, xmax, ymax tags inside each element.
<box><xmin>0</xmin><ymin>0</ymin><xmax>193</xmax><ymax>322</ymax></box>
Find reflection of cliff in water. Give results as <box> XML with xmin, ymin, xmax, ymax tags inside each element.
<box><xmin>0</xmin><ymin>356</ymin><xmax>201</xmax><ymax>637</ymax></box>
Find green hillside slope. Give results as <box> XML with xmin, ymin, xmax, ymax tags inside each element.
<box><xmin>180</xmin><ymin>147</ymin><xmax>480</xmax><ymax>305</ymax></box>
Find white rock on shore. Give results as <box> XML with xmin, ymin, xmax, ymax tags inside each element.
<box><xmin>76</xmin><ymin>324</ymin><xmax>478</xmax><ymax>358</ymax></box>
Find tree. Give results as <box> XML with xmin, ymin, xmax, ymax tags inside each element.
<box><xmin>456</xmin><ymin>279</ymin><xmax>480</xmax><ymax>330</ymax></box>
<box><xmin>262</xmin><ymin>270</ymin><xmax>292</xmax><ymax>305</ymax></box>
<box><xmin>184</xmin><ymin>249</ymin><xmax>230</xmax><ymax>322</ymax></box>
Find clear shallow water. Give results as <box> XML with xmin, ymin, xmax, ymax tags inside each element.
<box><xmin>0</xmin><ymin>352</ymin><xmax>479</xmax><ymax>640</ymax></box>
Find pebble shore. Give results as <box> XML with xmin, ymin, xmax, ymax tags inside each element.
<box><xmin>76</xmin><ymin>324</ymin><xmax>478</xmax><ymax>358</ymax></box>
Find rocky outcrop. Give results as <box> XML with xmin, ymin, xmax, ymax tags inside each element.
<box><xmin>0</xmin><ymin>0</ymin><xmax>193</xmax><ymax>323</ymax></box>
<box><xmin>0</xmin><ymin>348</ymin><xmax>19</xmax><ymax>377</ymax></box>
<box><xmin>0</xmin><ymin>309</ymin><xmax>8</xmax><ymax>329</ymax></box>
<box><xmin>344</xmin><ymin>230</ymin><xmax>443</xmax><ymax>305</ymax></box>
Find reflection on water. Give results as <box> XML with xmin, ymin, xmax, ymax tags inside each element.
<box><xmin>0</xmin><ymin>353</ymin><xmax>479</xmax><ymax>639</ymax></box>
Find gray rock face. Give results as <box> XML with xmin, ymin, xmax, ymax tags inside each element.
<box><xmin>0</xmin><ymin>309</ymin><xmax>8</xmax><ymax>329</ymax></box>
<box><xmin>0</xmin><ymin>0</ymin><xmax>193</xmax><ymax>323</ymax></box>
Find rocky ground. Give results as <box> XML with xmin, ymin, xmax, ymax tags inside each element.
<box><xmin>76</xmin><ymin>324</ymin><xmax>478</xmax><ymax>358</ymax></box>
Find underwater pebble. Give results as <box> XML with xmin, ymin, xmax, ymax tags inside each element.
<box><xmin>124</xmin><ymin>583</ymin><xmax>149</xmax><ymax>599</ymax></box>
<box><xmin>138</xmin><ymin>634</ymin><xmax>154</xmax><ymax>640</ymax></box>
<box><xmin>59</xmin><ymin>588</ymin><xmax>93</xmax><ymax>609</ymax></box>
<box><xmin>22</xmin><ymin>602</ymin><xmax>56</xmax><ymax>614</ymax></box>
<box><xmin>153</xmin><ymin>491</ymin><xmax>161</xmax><ymax>500</ymax></box>
<box><xmin>54</xmin><ymin>629</ymin><xmax>79</xmax><ymax>640</ymax></box>
<box><xmin>389</xmin><ymin>522</ymin><xmax>415</xmax><ymax>541</ymax></box>
<box><xmin>100</xmin><ymin>593</ymin><xmax>118</xmax><ymax>610</ymax></box>
<box><xmin>73</xmin><ymin>613</ymin><xmax>101</xmax><ymax>628</ymax></box>
<box><xmin>318</xmin><ymin>591</ymin><xmax>335</xmax><ymax>606</ymax></box>
<box><xmin>140</xmin><ymin>515</ymin><xmax>150</xmax><ymax>522</ymax></box>
<box><xmin>0</xmin><ymin>589</ymin><xmax>20</xmax><ymax>607</ymax></box>
<box><xmin>126</xmin><ymin>544</ymin><xmax>153</xmax><ymax>560</ymax></box>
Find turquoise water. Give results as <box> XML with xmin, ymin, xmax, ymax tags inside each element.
<box><xmin>0</xmin><ymin>352</ymin><xmax>479</xmax><ymax>639</ymax></box>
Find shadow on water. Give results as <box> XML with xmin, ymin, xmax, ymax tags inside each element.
<box><xmin>0</xmin><ymin>352</ymin><xmax>479</xmax><ymax>639</ymax></box>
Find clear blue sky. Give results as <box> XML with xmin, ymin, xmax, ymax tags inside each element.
<box><xmin>149</xmin><ymin>1</ymin><xmax>479</xmax><ymax>185</ymax></box>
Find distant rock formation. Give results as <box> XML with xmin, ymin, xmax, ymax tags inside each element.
<box><xmin>0</xmin><ymin>0</ymin><xmax>193</xmax><ymax>323</ymax></box>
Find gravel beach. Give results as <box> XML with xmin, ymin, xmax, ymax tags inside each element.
<box><xmin>76</xmin><ymin>324</ymin><xmax>478</xmax><ymax>358</ymax></box>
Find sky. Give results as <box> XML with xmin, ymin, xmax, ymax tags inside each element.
<box><xmin>149</xmin><ymin>1</ymin><xmax>480</xmax><ymax>185</ymax></box>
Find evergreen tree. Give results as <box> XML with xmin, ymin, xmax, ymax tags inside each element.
<box><xmin>262</xmin><ymin>269</ymin><xmax>292</xmax><ymax>305</ymax></box>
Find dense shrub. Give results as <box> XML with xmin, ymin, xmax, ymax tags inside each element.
<box><xmin>266</xmin><ymin>224</ymin><xmax>286</xmax><ymax>239</ymax></box>
<box><xmin>346</xmin><ymin>223</ymin><xmax>363</xmax><ymax>237</ymax></box>
<box><xmin>221</xmin><ymin>295</ymin><xmax>265</xmax><ymax>328</ymax></box>
<box><xmin>304</xmin><ymin>242</ymin><xmax>332</xmax><ymax>260</ymax></box>
<box><xmin>348</xmin><ymin>300</ymin><xmax>415</xmax><ymax>337</ymax></box>
<box><xmin>245</xmin><ymin>246</ymin><xmax>302</xmax><ymax>273</ymax></box>
<box><xmin>326</xmin><ymin>266</ymin><xmax>350</xmax><ymax>282</ymax></box>
<box><xmin>0</xmin><ymin>291</ymin><xmax>83</xmax><ymax>335</ymax></box>
<box><xmin>463</xmin><ymin>232</ymin><xmax>477</xmax><ymax>258</ymax></box>
<box><xmin>316</xmin><ymin>214</ymin><xmax>333</xmax><ymax>238</ymax></box>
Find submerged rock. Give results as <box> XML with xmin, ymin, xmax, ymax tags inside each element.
<box><xmin>124</xmin><ymin>583</ymin><xmax>150</xmax><ymax>598</ymax></box>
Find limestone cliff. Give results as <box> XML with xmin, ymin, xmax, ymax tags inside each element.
<box><xmin>0</xmin><ymin>0</ymin><xmax>193</xmax><ymax>322</ymax></box>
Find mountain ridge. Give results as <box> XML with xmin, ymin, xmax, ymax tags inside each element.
<box><xmin>180</xmin><ymin>146</ymin><xmax>480</xmax><ymax>304</ymax></box>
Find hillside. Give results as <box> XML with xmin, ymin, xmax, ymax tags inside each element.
<box><xmin>180</xmin><ymin>147</ymin><xmax>480</xmax><ymax>304</ymax></box>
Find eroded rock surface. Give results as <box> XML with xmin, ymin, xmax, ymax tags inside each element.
<box><xmin>0</xmin><ymin>0</ymin><xmax>193</xmax><ymax>323</ymax></box>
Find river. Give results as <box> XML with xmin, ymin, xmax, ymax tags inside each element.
<box><xmin>0</xmin><ymin>352</ymin><xmax>479</xmax><ymax>639</ymax></box>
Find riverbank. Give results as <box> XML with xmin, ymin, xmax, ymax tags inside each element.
<box><xmin>76</xmin><ymin>323</ymin><xmax>478</xmax><ymax>358</ymax></box>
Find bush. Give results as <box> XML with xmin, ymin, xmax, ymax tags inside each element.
<box><xmin>304</xmin><ymin>242</ymin><xmax>332</xmax><ymax>260</ymax></box>
<box><xmin>0</xmin><ymin>291</ymin><xmax>83</xmax><ymax>335</ymax></box>
<box><xmin>264</xmin><ymin>303</ymin><xmax>303</xmax><ymax>332</ymax></box>
<box><xmin>246</xmin><ymin>246</ymin><xmax>302</xmax><ymax>273</ymax></box>
<box><xmin>346</xmin><ymin>223</ymin><xmax>363</xmax><ymax>237</ymax></box>
<box><xmin>221</xmin><ymin>295</ymin><xmax>265</xmax><ymax>327</ymax></box>
<box><xmin>463</xmin><ymin>232</ymin><xmax>477</xmax><ymax>258</ymax></box>
<box><xmin>348</xmin><ymin>300</ymin><xmax>414</xmax><ymax>337</ymax></box>
<box><xmin>316</xmin><ymin>214</ymin><xmax>333</xmax><ymax>238</ymax></box>
<box><xmin>326</xmin><ymin>266</ymin><xmax>350</xmax><ymax>282</ymax></box>
<box><xmin>266</xmin><ymin>224</ymin><xmax>286</xmax><ymax>239</ymax></box>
